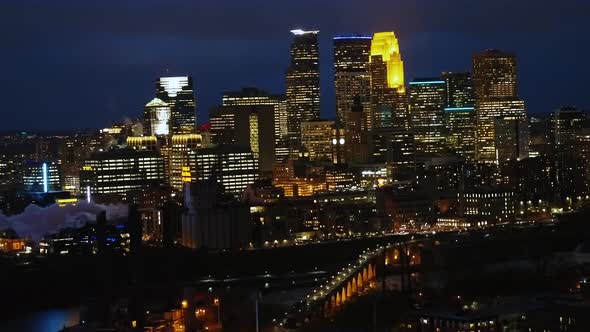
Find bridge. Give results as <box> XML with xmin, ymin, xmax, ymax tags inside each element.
<box><xmin>276</xmin><ymin>238</ymin><xmax>424</xmax><ymax>328</ymax></box>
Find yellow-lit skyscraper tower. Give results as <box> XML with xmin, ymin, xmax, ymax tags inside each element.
<box><xmin>369</xmin><ymin>32</ymin><xmax>408</xmax><ymax>130</ymax></box>
<box><xmin>370</xmin><ymin>32</ymin><xmax>405</xmax><ymax>92</ymax></box>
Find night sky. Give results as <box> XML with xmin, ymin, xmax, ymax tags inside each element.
<box><xmin>2</xmin><ymin>0</ymin><xmax>589</xmax><ymax>131</ymax></box>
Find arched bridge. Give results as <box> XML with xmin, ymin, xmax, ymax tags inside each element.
<box><xmin>301</xmin><ymin>239</ymin><xmax>424</xmax><ymax>320</ymax></box>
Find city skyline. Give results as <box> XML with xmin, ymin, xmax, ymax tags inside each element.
<box><xmin>1</xmin><ymin>0</ymin><xmax>589</xmax><ymax>130</ymax></box>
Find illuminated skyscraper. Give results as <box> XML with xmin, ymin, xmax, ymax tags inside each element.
<box><xmin>80</xmin><ymin>149</ymin><xmax>165</xmax><ymax>196</ymax></box>
<box><xmin>169</xmin><ymin>134</ymin><xmax>202</xmax><ymax>191</ymax></box>
<box><xmin>22</xmin><ymin>161</ymin><xmax>61</xmax><ymax>193</ymax></box>
<box><xmin>473</xmin><ymin>50</ymin><xmax>528</xmax><ymax>162</ymax></box>
<box><xmin>143</xmin><ymin>98</ymin><xmax>171</xmax><ymax>136</ymax></box>
<box><xmin>473</xmin><ymin>50</ymin><xmax>517</xmax><ymax>100</ymax></box>
<box><xmin>370</xmin><ymin>32</ymin><xmax>405</xmax><ymax>90</ymax></box>
<box><xmin>300</xmin><ymin>120</ymin><xmax>335</xmax><ymax>161</ymax></box>
<box><xmin>444</xmin><ymin>106</ymin><xmax>476</xmax><ymax>160</ymax></box>
<box><xmin>369</xmin><ymin>32</ymin><xmax>407</xmax><ymax>130</ymax></box>
<box><xmin>194</xmin><ymin>145</ymin><xmax>259</xmax><ymax>196</ymax></box>
<box><xmin>209</xmin><ymin>105</ymin><xmax>275</xmax><ymax>174</ymax></box>
<box><xmin>476</xmin><ymin>99</ymin><xmax>528</xmax><ymax>161</ymax></box>
<box><xmin>222</xmin><ymin>88</ymin><xmax>289</xmax><ymax>162</ymax></box>
<box><xmin>156</xmin><ymin>76</ymin><xmax>197</xmax><ymax>134</ymax></box>
<box><xmin>333</xmin><ymin>36</ymin><xmax>372</xmax><ymax>123</ymax></box>
<box><xmin>286</xmin><ymin>29</ymin><xmax>321</xmax><ymax>146</ymax></box>
<box><xmin>442</xmin><ymin>72</ymin><xmax>475</xmax><ymax>108</ymax></box>
<box><xmin>408</xmin><ymin>78</ymin><xmax>446</xmax><ymax>154</ymax></box>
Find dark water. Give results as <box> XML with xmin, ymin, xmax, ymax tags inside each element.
<box><xmin>0</xmin><ymin>307</ymin><xmax>80</xmax><ymax>332</ymax></box>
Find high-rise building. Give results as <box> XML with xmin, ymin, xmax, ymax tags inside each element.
<box><xmin>143</xmin><ymin>98</ymin><xmax>171</xmax><ymax>136</ymax></box>
<box><xmin>494</xmin><ymin>116</ymin><xmax>528</xmax><ymax>161</ymax></box>
<box><xmin>300</xmin><ymin>120</ymin><xmax>335</xmax><ymax>161</ymax></box>
<box><xmin>444</xmin><ymin>106</ymin><xmax>476</xmax><ymax>160</ymax></box>
<box><xmin>80</xmin><ymin>149</ymin><xmax>165</xmax><ymax>196</ymax></box>
<box><xmin>408</xmin><ymin>78</ymin><xmax>446</xmax><ymax>154</ymax></box>
<box><xmin>369</xmin><ymin>128</ymin><xmax>416</xmax><ymax>181</ymax></box>
<box><xmin>473</xmin><ymin>50</ymin><xmax>528</xmax><ymax>162</ymax></box>
<box><xmin>286</xmin><ymin>29</ymin><xmax>321</xmax><ymax>147</ymax></box>
<box><xmin>369</xmin><ymin>32</ymin><xmax>405</xmax><ymax>91</ymax></box>
<box><xmin>169</xmin><ymin>134</ymin><xmax>202</xmax><ymax>191</ymax></box>
<box><xmin>369</xmin><ymin>32</ymin><xmax>407</xmax><ymax>130</ymax></box>
<box><xmin>22</xmin><ymin>161</ymin><xmax>61</xmax><ymax>193</ymax></box>
<box><xmin>550</xmin><ymin>108</ymin><xmax>588</xmax><ymax>201</ymax></box>
<box><xmin>209</xmin><ymin>105</ymin><xmax>275</xmax><ymax>174</ymax></box>
<box><xmin>442</xmin><ymin>72</ymin><xmax>475</xmax><ymax>108</ymax></box>
<box><xmin>156</xmin><ymin>76</ymin><xmax>197</xmax><ymax>134</ymax></box>
<box><xmin>476</xmin><ymin>99</ymin><xmax>528</xmax><ymax>162</ymax></box>
<box><xmin>550</xmin><ymin>107</ymin><xmax>587</xmax><ymax>148</ymax></box>
<box><xmin>193</xmin><ymin>145</ymin><xmax>259</xmax><ymax>196</ymax></box>
<box><xmin>345</xmin><ymin>97</ymin><xmax>370</xmax><ymax>163</ymax></box>
<box><xmin>333</xmin><ymin>36</ymin><xmax>372</xmax><ymax>123</ymax></box>
<box><xmin>222</xmin><ymin>88</ymin><xmax>289</xmax><ymax>162</ymax></box>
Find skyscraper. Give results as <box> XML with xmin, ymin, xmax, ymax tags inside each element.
<box><xmin>300</xmin><ymin>120</ymin><xmax>335</xmax><ymax>161</ymax></box>
<box><xmin>209</xmin><ymin>105</ymin><xmax>275</xmax><ymax>174</ymax></box>
<box><xmin>156</xmin><ymin>76</ymin><xmax>197</xmax><ymax>135</ymax></box>
<box><xmin>408</xmin><ymin>78</ymin><xmax>446</xmax><ymax>154</ymax></box>
<box><xmin>473</xmin><ymin>50</ymin><xmax>528</xmax><ymax>162</ymax></box>
<box><xmin>80</xmin><ymin>149</ymin><xmax>165</xmax><ymax>196</ymax></box>
<box><xmin>143</xmin><ymin>98</ymin><xmax>171</xmax><ymax>136</ymax></box>
<box><xmin>369</xmin><ymin>32</ymin><xmax>407</xmax><ymax>130</ymax></box>
<box><xmin>442</xmin><ymin>72</ymin><xmax>475</xmax><ymax>108</ymax></box>
<box><xmin>169</xmin><ymin>134</ymin><xmax>202</xmax><ymax>191</ymax></box>
<box><xmin>345</xmin><ymin>97</ymin><xmax>370</xmax><ymax>163</ymax></box>
<box><xmin>193</xmin><ymin>145</ymin><xmax>259</xmax><ymax>196</ymax></box>
<box><xmin>333</xmin><ymin>36</ymin><xmax>372</xmax><ymax>123</ymax></box>
<box><xmin>444</xmin><ymin>106</ymin><xmax>476</xmax><ymax>160</ymax></box>
<box><xmin>286</xmin><ymin>29</ymin><xmax>321</xmax><ymax>147</ymax></box>
<box><xmin>222</xmin><ymin>88</ymin><xmax>289</xmax><ymax>162</ymax></box>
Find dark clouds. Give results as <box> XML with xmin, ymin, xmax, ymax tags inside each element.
<box><xmin>1</xmin><ymin>0</ymin><xmax>589</xmax><ymax>130</ymax></box>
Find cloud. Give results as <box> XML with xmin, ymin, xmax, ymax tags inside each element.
<box><xmin>0</xmin><ymin>202</ymin><xmax>128</xmax><ymax>242</ymax></box>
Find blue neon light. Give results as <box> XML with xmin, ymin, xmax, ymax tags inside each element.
<box><xmin>409</xmin><ymin>80</ymin><xmax>445</xmax><ymax>85</ymax></box>
<box><xmin>444</xmin><ymin>107</ymin><xmax>475</xmax><ymax>111</ymax></box>
<box><xmin>333</xmin><ymin>36</ymin><xmax>372</xmax><ymax>40</ymax></box>
<box><xmin>42</xmin><ymin>162</ymin><xmax>48</xmax><ymax>193</ymax></box>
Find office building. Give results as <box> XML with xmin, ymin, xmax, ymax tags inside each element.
<box><xmin>444</xmin><ymin>106</ymin><xmax>476</xmax><ymax>160</ymax></box>
<box><xmin>463</xmin><ymin>187</ymin><xmax>516</xmax><ymax>224</ymax></box>
<box><xmin>333</xmin><ymin>36</ymin><xmax>372</xmax><ymax>123</ymax></box>
<box><xmin>408</xmin><ymin>78</ymin><xmax>446</xmax><ymax>154</ymax></box>
<box><xmin>369</xmin><ymin>32</ymin><xmax>407</xmax><ymax>130</ymax></box>
<box><xmin>209</xmin><ymin>104</ymin><xmax>276</xmax><ymax>174</ymax></box>
<box><xmin>301</xmin><ymin>120</ymin><xmax>335</xmax><ymax>161</ymax></box>
<box><xmin>193</xmin><ymin>145</ymin><xmax>259</xmax><ymax>196</ymax></box>
<box><xmin>345</xmin><ymin>97</ymin><xmax>370</xmax><ymax>163</ymax></box>
<box><xmin>22</xmin><ymin>161</ymin><xmax>61</xmax><ymax>193</ymax></box>
<box><xmin>126</xmin><ymin>136</ymin><xmax>159</xmax><ymax>151</ymax></box>
<box><xmin>222</xmin><ymin>87</ymin><xmax>289</xmax><ymax>162</ymax></box>
<box><xmin>80</xmin><ymin>149</ymin><xmax>165</xmax><ymax>196</ymax></box>
<box><xmin>156</xmin><ymin>76</ymin><xmax>197</xmax><ymax>134</ymax></box>
<box><xmin>143</xmin><ymin>98</ymin><xmax>171</xmax><ymax>136</ymax></box>
<box><xmin>473</xmin><ymin>50</ymin><xmax>528</xmax><ymax>162</ymax></box>
<box><xmin>550</xmin><ymin>106</ymin><xmax>586</xmax><ymax>148</ymax></box>
<box><xmin>442</xmin><ymin>72</ymin><xmax>475</xmax><ymax>108</ymax></box>
<box><xmin>286</xmin><ymin>29</ymin><xmax>321</xmax><ymax>146</ymax></box>
<box><xmin>370</xmin><ymin>128</ymin><xmax>416</xmax><ymax>181</ymax></box>
<box><xmin>477</xmin><ymin>99</ymin><xmax>528</xmax><ymax>161</ymax></box>
<box><xmin>169</xmin><ymin>134</ymin><xmax>202</xmax><ymax>191</ymax></box>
